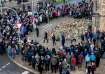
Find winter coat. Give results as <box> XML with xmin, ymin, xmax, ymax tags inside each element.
<box><xmin>85</xmin><ymin>54</ymin><xmax>90</xmax><ymax>62</ymax></box>
<box><xmin>71</xmin><ymin>56</ymin><xmax>76</xmax><ymax>65</ymax></box>
<box><xmin>51</xmin><ymin>57</ymin><xmax>57</xmax><ymax>66</ymax></box>
<box><xmin>90</xmin><ymin>54</ymin><xmax>96</xmax><ymax>62</ymax></box>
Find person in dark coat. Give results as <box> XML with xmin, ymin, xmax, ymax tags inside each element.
<box><xmin>59</xmin><ymin>62</ymin><xmax>63</xmax><ymax>74</ymax></box>
<box><xmin>38</xmin><ymin>58</ymin><xmax>43</xmax><ymax>74</ymax></box>
<box><xmin>44</xmin><ymin>55</ymin><xmax>50</xmax><ymax>71</ymax></box>
<box><xmin>87</xmin><ymin>64</ymin><xmax>91</xmax><ymax>74</ymax></box>
<box><xmin>0</xmin><ymin>41</ymin><xmax>5</xmax><ymax>55</ymax></box>
<box><xmin>43</xmin><ymin>31</ymin><xmax>48</xmax><ymax>43</ymax></box>
<box><xmin>61</xmin><ymin>33</ymin><xmax>65</xmax><ymax>47</ymax></box>
<box><xmin>23</xmin><ymin>37</ymin><xmax>27</xmax><ymax>43</ymax></box>
<box><xmin>52</xmin><ymin>33</ymin><xmax>56</xmax><ymax>46</ymax></box>
<box><xmin>96</xmin><ymin>52</ymin><xmax>100</xmax><ymax>68</ymax></box>
<box><xmin>35</xmin><ymin>27</ymin><xmax>39</xmax><ymax>37</ymax></box>
<box><xmin>17</xmin><ymin>0</ymin><xmax>21</xmax><ymax>4</ymax></box>
<box><xmin>32</xmin><ymin>55</ymin><xmax>36</xmax><ymax>69</ymax></box>
<box><xmin>91</xmin><ymin>62</ymin><xmax>96</xmax><ymax>74</ymax></box>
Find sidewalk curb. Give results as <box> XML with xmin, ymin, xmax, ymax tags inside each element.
<box><xmin>13</xmin><ymin>59</ymin><xmax>38</xmax><ymax>74</ymax></box>
<box><xmin>8</xmin><ymin>55</ymin><xmax>38</xmax><ymax>74</ymax></box>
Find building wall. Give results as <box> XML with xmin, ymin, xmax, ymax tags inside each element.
<box><xmin>99</xmin><ymin>17</ymin><xmax>105</xmax><ymax>32</ymax></box>
<box><xmin>98</xmin><ymin>0</ymin><xmax>105</xmax><ymax>31</ymax></box>
<box><xmin>99</xmin><ymin>0</ymin><xmax>105</xmax><ymax>16</ymax></box>
<box><xmin>92</xmin><ymin>0</ymin><xmax>105</xmax><ymax>32</ymax></box>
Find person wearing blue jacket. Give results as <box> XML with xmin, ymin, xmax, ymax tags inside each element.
<box><xmin>85</xmin><ymin>53</ymin><xmax>90</xmax><ymax>68</ymax></box>
<box><xmin>90</xmin><ymin>53</ymin><xmax>96</xmax><ymax>74</ymax></box>
<box><xmin>90</xmin><ymin>53</ymin><xmax>96</xmax><ymax>62</ymax></box>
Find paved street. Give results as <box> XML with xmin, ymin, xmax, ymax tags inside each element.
<box><xmin>0</xmin><ymin>54</ymin><xmax>9</xmax><ymax>67</ymax></box>
<box><xmin>0</xmin><ymin>55</ymin><xmax>32</xmax><ymax>74</ymax></box>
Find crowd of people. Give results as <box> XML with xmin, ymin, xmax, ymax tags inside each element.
<box><xmin>17</xmin><ymin>0</ymin><xmax>94</xmax><ymax>38</ymax></box>
<box><xmin>0</xmin><ymin>10</ymin><xmax>19</xmax><ymax>55</ymax></box>
<box><xmin>15</xmin><ymin>25</ymin><xmax>104</xmax><ymax>74</ymax></box>
<box><xmin>1</xmin><ymin>16</ymin><xmax>103</xmax><ymax>74</ymax></box>
<box><xmin>30</xmin><ymin>0</ymin><xmax>93</xmax><ymax>25</ymax></box>
<box><xmin>13</xmin><ymin>0</ymin><xmax>93</xmax><ymax>25</ymax></box>
<box><xmin>0</xmin><ymin>0</ymin><xmax>105</xmax><ymax>74</ymax></box>
<box><xmin>1</xmin><ymin>0</ymin><xmax>94</xmax><ymax>39</ymax></box>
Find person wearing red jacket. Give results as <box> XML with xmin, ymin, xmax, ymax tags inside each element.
<box><xmin>71</xmin><ymin>54</ymin><xmax>76</xmax><ymax>71</ymax></box>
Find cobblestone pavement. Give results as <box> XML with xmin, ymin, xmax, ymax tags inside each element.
<box><xmin>28</xmin><ymin>16</ymin><xmax>91</xmax><ymax>49</ymax></box>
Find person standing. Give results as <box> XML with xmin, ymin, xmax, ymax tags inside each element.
<box><xmin>71</xmin><ymin>54</ymin><xmax>76</xmax><ymax>71</ymax></box>
<box><xmin>96</xmin><ymin>52</ymin><xmax>101</xmax><ymax>68</ymax></box>
<box><xmin>44</xmin><ymin>55</ymin><xmax>50</xmax><ymax>71</ymax></box>
<box><xmin>43</xmin><ymin>31</ymin><xmax>48</xmax><ymax>43</ymax></box>
<box><xmin>66</xmin><ymin>65</ymin><xmax>70</xmax><ymax>74</ymax></box>
<box><xmin>90</xmin><ymin>53</ymin><xmax>96</xmax><ymax>63</ymax></box>
<box><xmin>85</xmin><ymin>53</ymin><xmax>91</xmax><ymax>68</ymax></box>
<box><xmin>78</xmin><ymin>53</ymin><xmax>84</xmax><ymax>69</ymax></box>
<box><xmin>86</xmin><ymin>62</ymin><xmax>91</xmax><ymax>74</ymax></box>
<box><xmin>59</xmin><ymin>62</ymin><xmax>63</xmax><ymax>74</ymax></box>
<box><xmin>32</xmin><ymin>55</ymin><xmax>36</xmax><ymax>69</ymax></box>
<box><xmin>0</xmin><ymin>41</ymin><xmax>5</xmax><ymax>55</ymax></box>
<box><xmin>51</xmin><ymin>56</ymin><xmax>58</xmax><ymax>73</ymax></box>
<box><xmin>35</xmin><ymin>27</ymin><xmax>39</xmax><ymax>37</ymax></box>
<box><xmin>38</xmin><ymin>57</ymin><xmax>44</xmax><ymax>74</ymax></box>
<box><xmin>61</xmin><ymin>32</ymin><xmax>65</xmax><ymax>47</ymax></box>
<box><xmin>52</xmin><ymin>33</ymin><xmax>56</xmax><ymax>46</ymax></box>
<box><xmin>91</xmin><ymin>62</ymin><xmax>96</xmax><ymax>74</ymax></box>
